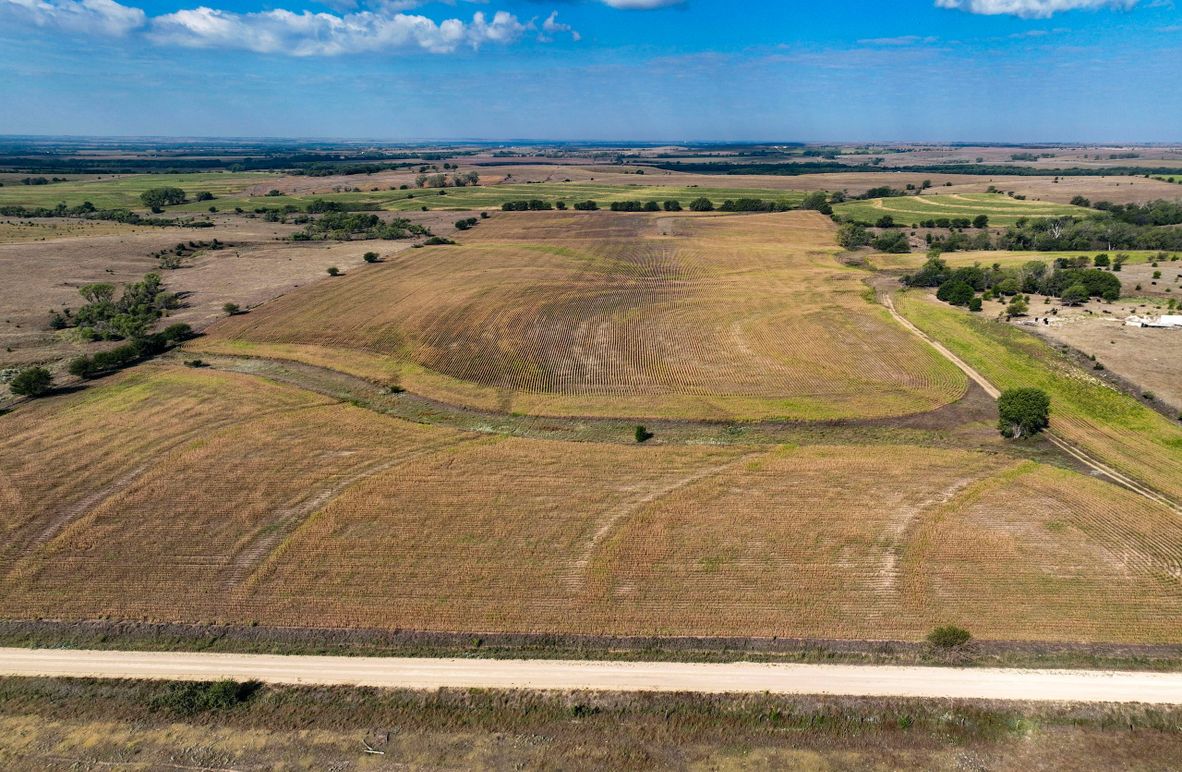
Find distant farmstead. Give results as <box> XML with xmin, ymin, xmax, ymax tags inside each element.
<box><xmin>1125</xmin><ymin>314</ymin><xmax>1182</xmax><ymax>329</ymax></box>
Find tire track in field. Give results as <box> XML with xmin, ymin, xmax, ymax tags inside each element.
<box><xmin>230</xmin><ymin>436</ymin><xmax>492</xmax><ymax>596</ymax></box>
<box><xmin>3</xmin><ymin>401</ymin><xmax>342</xmax><ymax>586</ymax></box>
<box><xmin>563</xmin><ymin>450</ymin><xmax>765</xmax><ymax>593</ymax></box>
<box><xmin>881</xmin><ymin>292</ymin><xmax>1181</xmax><ymax>514</ymax></box>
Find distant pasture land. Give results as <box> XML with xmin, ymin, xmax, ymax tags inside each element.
<box><xmin>171</xmin><ymin>182</ymin><xmax>806</xmax><ymax>214</ymax></box>
<box><xmin>868</xmin><ymin>250</ymin><xmax>1163</xmax><ymax>271</ymax></box>
<box><xmin>0</xmin><ymin>365</ymin><xmax>1178</xmax><ymax>643</ymax></box>
<box><xmin>195</xmin><ymin>211</ymin><xmax>967</xmax><ymax>421</ymax></box>
<box><xmin>0</xmin><ymin>218</ymin><xmax>147</xmax><ymax>244</ymax></box>
<box><xmin>835</xmin><ymin>193</ymin><xmax>1089</xmax><ymax>226</ymax></box>
<box><xmin>0</xmin><ymin>173</ymin><xmax>277</xmax><ymax>210</ymax></box>
<box><xmin>939</xmin><ymin>175</ymin><xmax>1182</xmax><ymax>206</ymax></box>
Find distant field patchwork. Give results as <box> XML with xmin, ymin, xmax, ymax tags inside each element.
<box><xmin>835</xmin><ymin>193</ymin><xmax>1090</xmax><ymax>227</ymax></box>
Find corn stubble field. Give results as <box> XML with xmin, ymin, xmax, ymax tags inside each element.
<box><xmin>0</xmin><ymin>366</ymin><xmax>1179</xmax><ymax>641</ymax></box>
<box><xmin>194</xmin><ymin>211</ymin><xmax>966</xmax><ymax>420</ymax></box>
<box><xmin>2</xmin><ymin>205</ymin><xmax>1181</xmax><ymax>647</ymax></box>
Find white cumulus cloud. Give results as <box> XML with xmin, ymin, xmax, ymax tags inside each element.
<box><xmin>935</xmin><ymin>0</ymin><xmax>1139</xmax><ymax>18</ymax></box>
<box><xmin>149</xmin><ymin>7</ymin><xmax>527</xmax><ymax>55</ymax></box>
<box><xmin>0</xmin><ymin>0</ymin><xmax>145</xmax><ymax>35</ymax></box>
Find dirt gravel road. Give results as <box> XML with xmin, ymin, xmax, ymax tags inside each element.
<box><xmin>1</xmin><ymin>649</ymin><xmax>1179</xmax><ymax>704</ymax></box>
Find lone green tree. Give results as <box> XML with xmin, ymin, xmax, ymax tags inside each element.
<box><xmin>998</xmin><ymin>388</ymin><xmax>1050</xmax><ymax>439</ymax></box>
<box><xmin>9</xmin><ymin>366</ymin><xmax>53</xmax><ymax>397</ymax></box>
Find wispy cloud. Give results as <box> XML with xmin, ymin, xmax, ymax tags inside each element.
<box><xmin>935</xmin><ymin>0</ymin><xmax>1139</xmax><ymax>18</ymax></box>
<box><xmin>859</xmin><ymin>35</ymin><xmax>939</xmax><ymax>45</ymax></box>
<box><xmin>598</xmin><ymin>0</ymin><xmax>685</xmax><ymax>8</ymax></box>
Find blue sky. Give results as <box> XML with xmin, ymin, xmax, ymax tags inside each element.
<box><xmin>1</xmin><ymin>0</ymin><xmax>1179</xmax><ymax>141</ymax></box>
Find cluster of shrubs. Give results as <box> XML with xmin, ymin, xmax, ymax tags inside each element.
<box><xmin>139</xmin><ymin>187</ymin><xmax>187</xmax><ymax>211</ymax></box>
<box><xmin>918</xmin><ymin>215</ymin><xmax>989</xmax><ymax>229</ymax></box>
<box><xmin>502</xmin><ymin>200</ymin><xmax>555</xmax><ymax>211</ymax></box>
<box><xmin>454</xmin><ymin>217</ymin><xmax>480</xmax><ymax>231</ymax></box>
<box><xmin>154</xmin><ymin>239</ymin><xmax>226</xmax><ymax>269</ymax></box>
<box><xmin>50</xmin><ymin>273</ymin><xmax>179</xmax><ymax>341</ymax></box>
<box><xmin>415</xmin><ymin>171</ymin><xmax>479</xmax><ymax>188</ymax></box>
<box><xmin>68</xmin><ymin>323</ymin><xmax>194</xmax><ymax>379</ymax></box>
<box><xmin>7</xmin><ymin>366</ymin><xmax>54</xmax><ymax>397</ymax></box>
<box><xmin>0</xmin><ymin>202</ymin><xmax>208</xmax><ymax>228</ymax></box>
<box><xmin>294</xmin><ymin>212</ymin><xmax>431</xmax><ymax>241</ymax></box>
<box><xmin>150</xmin><ymin>680</ymin><xmax>262</xmax><ymax>717</ymax></box>
<box><xmin>906</xmin><ymin>254</ymin><xmax>1122</xmax><ymax>315</ymax></box>
<box><xmin>837</xmin><ymin>223</ymin><xmax>910</xmax><ymax>253</ymax></box>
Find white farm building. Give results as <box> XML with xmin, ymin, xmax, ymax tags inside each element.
<box><xmin>1125</xmin><ymin>314</ymin><xmax>1182</xmax><ymax>329</ymax></box>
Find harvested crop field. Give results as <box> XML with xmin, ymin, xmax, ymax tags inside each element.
<box><xmin>0</xmin><ymin>366</ymin><xmax>1178</xmax><ymax>644</ymax></box>
<box><xmin>195</xmin><ymin>211</ymin><xmax>967</xmax><ymax>421</ymax></box>
<box><xmin>834</xmin><ymin>193</ymin><xmax>1088</xmax><ymax>227</ymax></box>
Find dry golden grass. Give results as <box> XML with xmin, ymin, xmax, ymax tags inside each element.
<box><xmin>0</xmin><ymin>219</ymin><xmax>147</xmax><ymax>245</ymax></box>
<box><xmin>2</xmin><ymin>367</ymin><xmax>1178</xmax><ymax>643</ymax></box>
<box><xmin>194</xmin><ymin>211</ymin><xmax>966</xmax><ymax>421</ymax></box>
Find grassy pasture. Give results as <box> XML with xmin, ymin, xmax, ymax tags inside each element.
<box><xmin>834</xmin><ymin>193</ymin><xmax>1089</xmax><ymax>226</ymax></box>
<box><xmin>894</xmin><ymin>291</ymin><xmax>1182</xmax><ymax>502</ymax></box>
<box><xmin>4</xmin><ymin>679</ymin><xmax>1180</xmax><ymax>771</ymax></box>
<box><xmin>194</xmin><ymin>211</ymin><xmax>967</xmax><ymax>422</ymax></box>
<box><xmin>169</xmin><ymin>182</ymin><xmax>806</xmax><ymax>214</ymax></box>
<box><xmin>0</xmin><ymin>172</ymin><xmax>277</xmax><ymax>209</ymax></box>
<box><xmin>0</xmin><ymin>366</ymin><xmax>1179</xmax><ymax>642</ymax></box>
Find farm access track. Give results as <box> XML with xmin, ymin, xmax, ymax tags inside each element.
<box><xmin>879</xmin><ymin>292</ymin><xmax>1182</xmax><ymax>514</ymax></box>
<box><xmin>174</xmin><ymin>351</ymin><xmax>1041</xmax><ymax>457</ymax></box>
